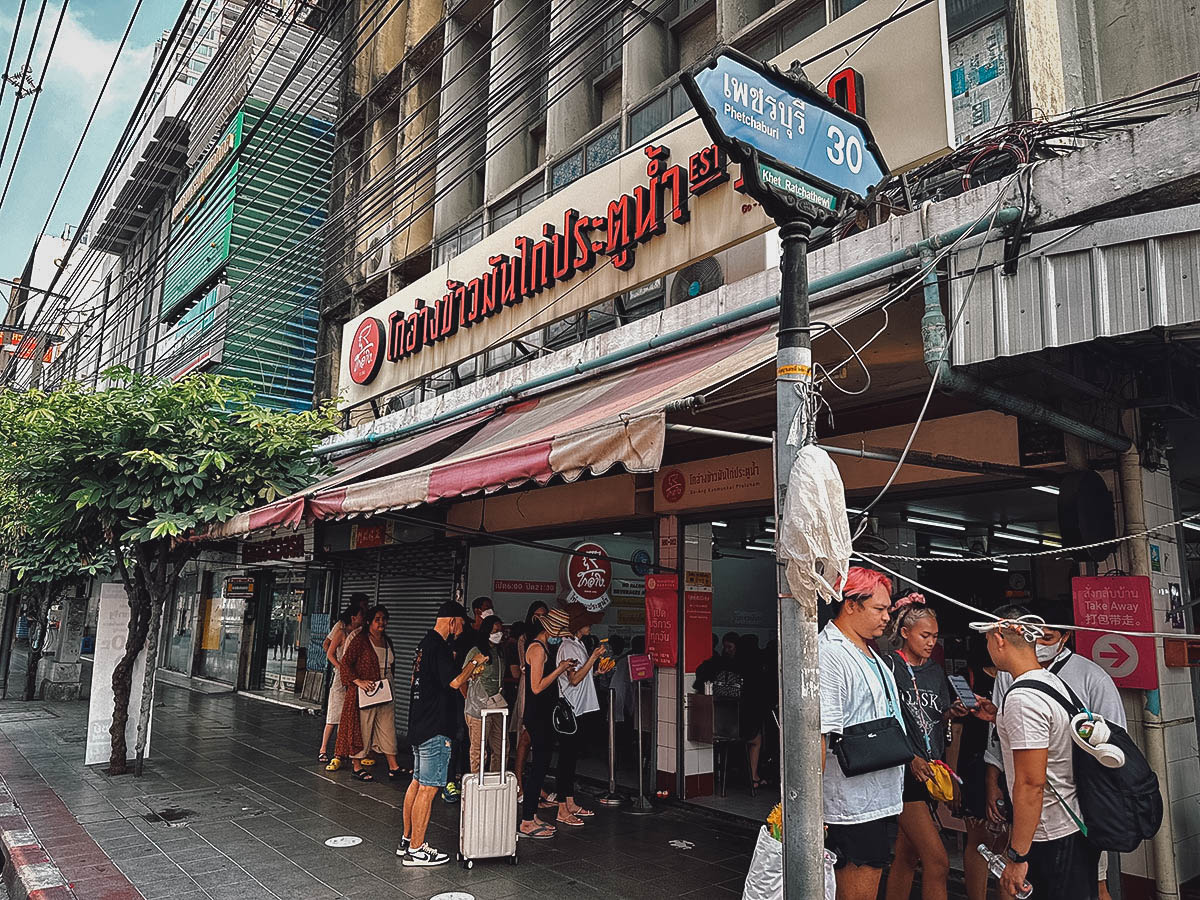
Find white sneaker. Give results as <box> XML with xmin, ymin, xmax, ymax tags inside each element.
<box><xmin>403</xmin><ymin>843</ymin><xmax>450</xmax><ymax>867</ymax></box>
<box><xmin>396</xmin><ymin>835</ymin><xmax>410</xmax><ymax>856</ymax></box>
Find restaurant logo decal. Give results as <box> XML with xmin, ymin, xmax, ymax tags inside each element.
<box><xmin>565</xmin><ymin>541</ymin><xmax>613</xmax><ymax>611</ymax></box>
<box><xmin>351</xmin><ymin>144</ymin><xmax>733</xmax><ymax>385</ymax></box>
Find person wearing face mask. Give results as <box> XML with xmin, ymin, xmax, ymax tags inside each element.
<box><xmin>983</xmin><ymin>600</ymin><xmax>1124</xmax><ymax>900</ymax></box>
<box><xmin>462</xmin><ymin>616</ymin><xmax>508</xmax><ymax>775</ymax></box>
<box><xmin>518</xmin><ymin>607</ymin><xmax>578</xmax><ymax>840</ymax></box>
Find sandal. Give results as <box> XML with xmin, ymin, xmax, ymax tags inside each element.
<box><xmin>318</xmin><ymin>753</ymin><xmax>330</xmax><ymax>764</ymax></box>
<box><xmin>352</xmin><ymin>770</ymin><xmax>374</xmax><ymax>782</ymax></box>
<box><xmin>325</xmin><ymin>757</ymin><xmax>341</xmax><ymax>772</ymax></box>
<box><xmin>569</xmin><ymin>806</ymin><xmax>594</xmax><ymax>817</ymax></box>
<box><xmin>518</xmin><ymin>823</ymin><xmax>556</xmax><ymax>840</ymax></box>
<box><xmin>556</xmin><ymin>813</ymin><xmax>584</xmax><ymax>827</ymax></box>
<box><xmin>361</xmin><ymin>757</ymin><xmax>376</xmax><ymax>767</ymax></box>
<box><xmin>388</xmin><ymin>768</ymin><xmax>404</xmax><ymax>780</ymax></box>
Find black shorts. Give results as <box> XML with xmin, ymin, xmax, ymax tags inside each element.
<box><xmin>903</xmin><ymin>768</ymin><xmax>927</xmax><ymax>803</ymax></box>
<box><xmin>1026</xmin><ymin>831</ymin><xmax>1100</xmax><ymax>899</ymax></box>
<box><xmin>825</xmin><ymin>816</ymin><xmax>899</xmax><ymax>870</ymax></box>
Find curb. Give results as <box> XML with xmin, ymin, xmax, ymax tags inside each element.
<box><xmin>0</xmin><ymin>786</ymin><xmax>73</xmax><ymax>900</ymax></box>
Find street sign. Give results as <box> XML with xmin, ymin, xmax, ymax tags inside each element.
<box><xmin>1072</xmin><ymin>575</ymin><xmax>1158</xmax><ymax>690</ymax></box>
<box><xmin>680</xmin><ymin>47</ymin><xmax>888</xmax><ymax>219</ymax></box>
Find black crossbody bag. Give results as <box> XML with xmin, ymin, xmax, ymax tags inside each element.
<box><xmin>831</xmin><ymin>654</ymin><xmax>915</xmax><ymax>777</ymax></box>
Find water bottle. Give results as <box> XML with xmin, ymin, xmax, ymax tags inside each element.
<box><xmin>976</xmin><ymin>844</ymin><xmax>1032</xmax><ymax>898</ymax></box>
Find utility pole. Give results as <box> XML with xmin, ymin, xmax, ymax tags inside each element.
<box><xmin>681</xmin><ymin>45</ymin><xmax>888</xmax><ymax>897</ymax></box>
<box><xmin>773</xmin><ymin>215</ymin><xmax>825</xmax><ymax>896</ymax></box>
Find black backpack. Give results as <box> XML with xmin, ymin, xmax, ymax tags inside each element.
<box><xmin>1008</xmin><ymin>679</ymin><xmax>1162</xmax><ymax>852</ymax></box>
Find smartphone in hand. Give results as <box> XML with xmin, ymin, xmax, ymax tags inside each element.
<box><xmin>947</xmin><ymin>674</ymin><xmax>978</xmax><ymax>709</ymax></box>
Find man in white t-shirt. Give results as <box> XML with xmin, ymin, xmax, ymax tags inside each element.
<box><xmin>984</xmin><ymin>601</ymin><xmax>1123</xmax><ymax>899</ymax></box>
<box><xmin>980</xmin><ymin>614</ymin><xmax>1100</xmax><ymax>899</ymax></box>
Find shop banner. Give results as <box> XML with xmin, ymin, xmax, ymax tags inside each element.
<box><xmin>86</xmin><ymin>583</ymin><xmax>153</xmax><ymax>765</ymax></box>
<box><xmin>684</xmin><ymin>591</ymin><xmax>713</xmax><ymax>673</ymax></box>
<box><xmin>645</xmin><ymin>573</ymin><xmax>678</xmax><ymax>666</ymax></box>
<box><xmin>1071</xmin><ymin>576</ymin><xmax>1157</xmax><ymax>690</ymax></box>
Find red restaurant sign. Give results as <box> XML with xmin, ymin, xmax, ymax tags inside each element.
<box><xmin>645</xmin><ymin>573</ymin><xmax>678</xmax><ymax>666</ymax></box>
<box><xmin>348</xmin><ymin>143</ymin><xmax>732</xmax><ymax>385</ymax></box>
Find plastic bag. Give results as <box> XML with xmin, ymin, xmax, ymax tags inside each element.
<box><xmin>742</xmin><ymin>826</ymin><xmax>782</xmax><ymax>900</ymax></box>
<box><xmin>778</xmin><ymin>444</ymin><xmax>852</xmax><ymax>605</ymax></box>
<box><xmin>742</xmin><ymin>826</ymin><xmax>837</xmax><ymax>900</ymax></box>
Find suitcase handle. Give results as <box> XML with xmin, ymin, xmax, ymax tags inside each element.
<box><xmin>479</xmin><ymin>706</ymin><xmax>509</xmax><ymax>786</ymax></box>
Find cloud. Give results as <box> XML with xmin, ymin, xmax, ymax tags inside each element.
<box><xmin>0</xmin><ymin>2</ymin><xmax>157</xmax><ymax>117</ymax></box>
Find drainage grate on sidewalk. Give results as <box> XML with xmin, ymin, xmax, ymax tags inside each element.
<box><xmin>0</xmin><ymin>708</ymin><xmax>58</xmax><ymax>724</ymax></box>
<box><xmin>137</xmin><ymin>786</ymin><xmax>285</xmax><ymax>827</ymax></box>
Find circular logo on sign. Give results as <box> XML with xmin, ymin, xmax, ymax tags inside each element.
<box><xmin>661</xmin><ymin>469</ymin><xmax>686</xmax><ymax>503</ymax></box>
<box><xmin>348</xmin><ymin>317</ymin><xmax>385</xmax><ymax>385</ymax></box>
<box><xmin>1092</xmin><ymin>633</ymin><xmax>1139</xmax><ymax>679</ymax></box>
<box><xmin>631</xmin><ymin>548</ymin><xmax>653</xmax><ymax>577</ymax></box>
<box><xmin>566</xmin><ymin>542</ymin><xmax>612</xmax><ymax>611</ymax></box>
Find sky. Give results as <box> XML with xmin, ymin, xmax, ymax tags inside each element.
<box><xmin>0</xmin><ymin>0</ymin><xmax>180</xmax><ymax>283</ymax></box>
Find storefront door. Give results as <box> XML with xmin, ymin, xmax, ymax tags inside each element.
<box><xmin>196</xmin><ymin>572</ymin><xmax>246</xmax><ymax>684</ymax></box>
<box><xmin>163</xmin><ymin>570</ymin><xmax>199</xmax><ymax>674</ymax></box>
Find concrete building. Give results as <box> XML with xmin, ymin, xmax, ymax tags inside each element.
<box><xmin>67</xmin><ymin>0</ymin><xmax>340</xmax><ymax>410</ymax></box>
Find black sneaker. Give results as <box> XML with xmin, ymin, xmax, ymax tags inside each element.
<box><xmin>402</xmin><ymin>843</ymin><xmax>449</xmax><ymax>867</ymax></box>
<box><xmin>396</xmin><ymin>835</ymin><xmax>410</xmax><ymax>857</ymax></box>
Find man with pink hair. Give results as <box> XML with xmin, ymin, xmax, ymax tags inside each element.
<box><xmin>820</xmin><ymin>567</ymin><xmax>922</xmax><ymax>900</ymax></box>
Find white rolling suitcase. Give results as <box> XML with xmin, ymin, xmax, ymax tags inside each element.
<box><xmin>458</xmin><ymin>707</ymin><xmax>518</xmax><ymax>869</ymax></box>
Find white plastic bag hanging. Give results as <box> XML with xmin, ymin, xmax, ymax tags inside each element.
<box><xmin>742</xmin><ymin>826</ymin><xmax>782</xmax><ymax>900</ymax></box>
<box><xmin>742</xmin><ymin>826</ymin><xmax>838</xmax><ymax>900</ymax></box>
<box><xmin>778</xmin><ymin>444</ymin><xmax>852</xmax><ymax>604</ymax></box>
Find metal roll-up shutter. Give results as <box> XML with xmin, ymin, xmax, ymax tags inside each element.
<box><xmin>375</xmin><ymin>541</ymin><xmax>457</xmax><ymax>739</ymax></box>
<box><xmin>338</xmin><ymin>551</ymin><xmax>380</xmax><ymax>608</ymax></box>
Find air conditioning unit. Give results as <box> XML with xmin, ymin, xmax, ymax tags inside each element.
<box><xmin>668</xmin><ymin>256</ymin><xmax>723</xmax><ymax>306</ymax></box>
<box><xmin>359</xmin><ymin>231</ymin><xmax>391</xmax><ymax>281</ymax></box>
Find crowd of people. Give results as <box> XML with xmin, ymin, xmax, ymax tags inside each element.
<box><xmin>820</xmin><ymin>566</ymin><xmax>1125</xmax><ymax>900</ymax></box>
<box><xmin>313</xmin><ymin>592</ymin><xmax>637</xmax><ymax>866</ymax></box>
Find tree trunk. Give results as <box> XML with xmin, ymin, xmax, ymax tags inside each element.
<box><xmin>107</xmin><ymin>580</ymin><xmax>152</xmax><ymax>775</ymax></box>
<box><xmin>133</xmin><ymin>591</ymin><xmax>164</xmax><ymax>776</ymax></box>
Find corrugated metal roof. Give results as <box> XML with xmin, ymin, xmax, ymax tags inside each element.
<box><xmin>951</xmin><ymin>204</ymin><xmax>1200</xmax><ymax>366</ymax></box>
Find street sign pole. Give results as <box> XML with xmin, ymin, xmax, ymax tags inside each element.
<box><xmin>680</xmin><ymin>45</ymin><xmax>889</xmax><ymax>898</ymax></box>
<box><xmin>774</xmin><ymin>214</ymin><xmax>825</xmax><ymax>898</ymax></box>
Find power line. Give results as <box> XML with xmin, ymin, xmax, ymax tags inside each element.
<box><xmin>28</xmin><ymin>0</ymin><xmax>147</xmax><ymax>257</ymax></box>
<box><xmin>0</xmin><ymin>0</ymin><xmax>48</xmax><ymax>180</ymax></box>
<box><xmin>0</xmin><ymin>0</ymin><xmax>30</xmax><ymax>109</ymax></box>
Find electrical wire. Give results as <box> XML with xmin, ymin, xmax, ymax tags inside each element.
<box><xmin>0</xmin><ymin>0</ymin><xmax>30</xmax><ymax>109</ymax></box>
<box><xmin>26</xmin><ymin>0</ymin><xmax>147</xmax><ymax>266</ymax></box>
<box><xmin>45</xmin><ymin>0</ymin><xmax>674</xmax><ymax>389</ymax></box>
<box><xmin>0</xmin><ymin>0</ymin><xmax>70</xmax><ymax>211</ymax></box>
<box><xmin>35</xmin><ymin>0</ymin><xmax>943</xmax><ymax>387</ymax></box>
<box><xmin>0</xmin><ymin>0</ymin><xmax>48</xmax><ymax>180</ymax></box>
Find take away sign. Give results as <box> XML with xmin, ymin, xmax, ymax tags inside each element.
<box><xmin>1071</xmin><ymin>576</ymin><xmax>1157</xmax><ymax>690</ymax></box>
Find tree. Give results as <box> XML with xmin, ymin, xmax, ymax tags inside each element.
<box><xmin>0</xmin><ymin>370</ymin><xmax>338</xmax><ymax>773</ymax></box>
<box><xmin>0</xmin><ymin>484</ymin><xmax>110</xmax><ymax>700</ymax></box>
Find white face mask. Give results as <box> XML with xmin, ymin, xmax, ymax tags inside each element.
<box><xmin>488</xmin><ymin>632</ymin><xmax>503</xmax><ymax>645</ymax></box>
<box><xmin>1035</xmin><ymin>640</ymin><xmax>1064</xmax><ymax>663</ymax></box>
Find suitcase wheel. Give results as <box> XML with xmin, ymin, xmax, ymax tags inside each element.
<box><xmin>464</xmin><ymin>859</ymin><xmax>474</xmax><ymax>870</ymax></box>
<box><xmin>510</xmin><ymin>853</ymin><xmax>518</xmax><ymax>866</ymax></box>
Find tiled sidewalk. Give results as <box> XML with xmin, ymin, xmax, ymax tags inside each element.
<box><xmin>0</xmin><ymin>684</ymin><xmax>757</xmax><ymax>900</ymax></box>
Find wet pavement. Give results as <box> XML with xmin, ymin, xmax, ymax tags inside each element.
<box><xmin>0</xmin><ymin>681</ymin><xmax>758</xmax><ymax>899</ymax></box>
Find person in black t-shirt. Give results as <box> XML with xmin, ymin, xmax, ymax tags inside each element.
<box><xmin>400</xmin><ymin>600</ymin><xmax>472</xmax><ymax>868</ymax></box>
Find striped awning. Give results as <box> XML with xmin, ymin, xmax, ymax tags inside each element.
<box><xmin>307</xmin><ymin>325</ymin><xmax>777</xmax><ymax>518</ymax></box>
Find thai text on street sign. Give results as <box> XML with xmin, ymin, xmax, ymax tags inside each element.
<box><xmin>681</xmin><ymin>47</ymin><xmax>888</xmax><ymax>213</ymax></box>
<box><xmin>1071</xmin><ymin>575</ymin><xmax>1158</xmax><ymax>690</ymax></box>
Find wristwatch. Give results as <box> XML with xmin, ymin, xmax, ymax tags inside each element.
<box><xmin>1005</xmin><ymin>846</ymin><xmax>1030</xmax><ymax>864</ymax></box>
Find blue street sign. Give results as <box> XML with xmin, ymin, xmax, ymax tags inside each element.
<box><xmin>683</xmin><ymin>51</ymin><xmax>887</xmax><ymax>203</ymax></box>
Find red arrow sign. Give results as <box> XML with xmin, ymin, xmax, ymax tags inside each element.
<box><xmin>1097</xmin><ymin>643</ymin><xmax>1131</xmax><ymax>669</ymax></box>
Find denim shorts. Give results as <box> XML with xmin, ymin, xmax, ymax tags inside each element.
<box><xmin>413</xmin><ymin>734</ymin><xmax>452</xmax><ymax>788</ymax></box>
